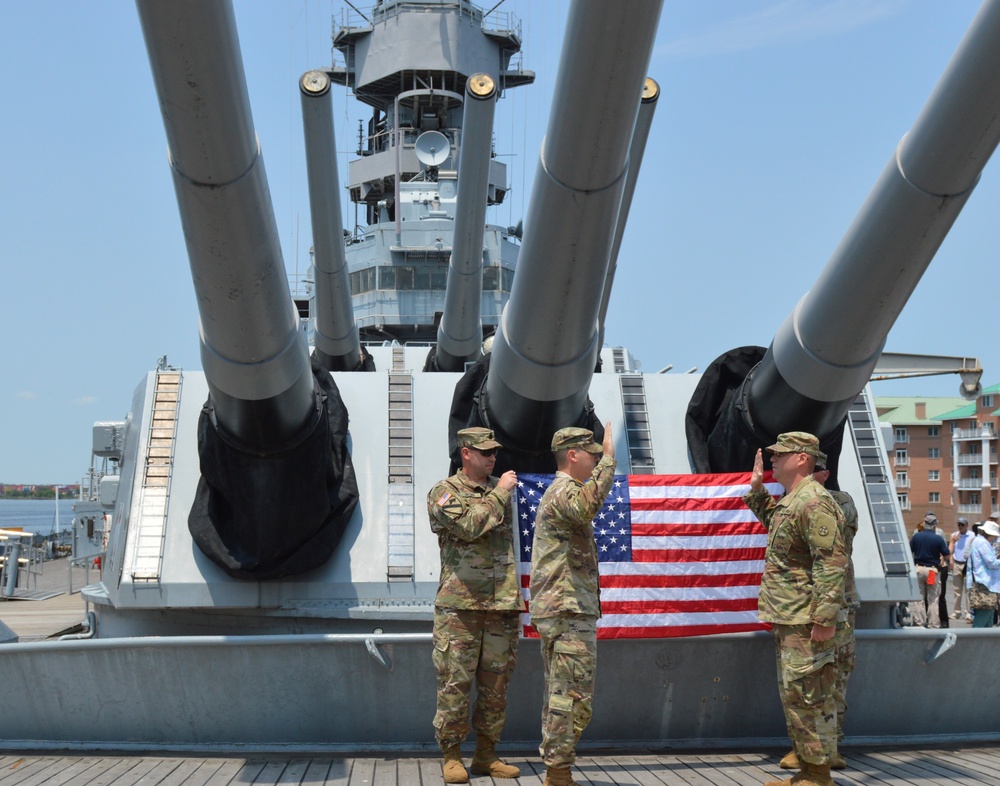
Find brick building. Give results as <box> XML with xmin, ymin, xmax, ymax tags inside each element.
<box><xmin>877</xmin><ymin>385</ymin><xmax>1000</xmax><ymax>538</ymax></box>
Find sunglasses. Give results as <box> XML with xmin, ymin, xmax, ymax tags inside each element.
<box><xmin>474</xmin><ymin>448</ymin><xmax>498</xmax><ymax>457</ymax></box>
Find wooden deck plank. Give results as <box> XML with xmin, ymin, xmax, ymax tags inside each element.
<box><xmin>346</xmin><ymin>759</ymin><xmax>374</xmax><ymax>786</ymax></box>
<box><xmin>1</xmin><ymin>748</ymin><xmax>1000</xmax><ymax>786</ymax></box>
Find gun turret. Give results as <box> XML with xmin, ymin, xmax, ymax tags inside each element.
<box><xmin>688</xmin><ymin>0</ymin><xmax>1000</xmax><ymax>475</ymax></box>
<box><xmin>432</xmin><ymin>74</ymin><xmax>498</xmax><ymax>372</ymax></box>
<box><xmin>137</xmin><ymin>0</ymin><xmax>357</xmax><ymax>578</ymax></box>
<box><xmin>473</xmin><ymin>0</ymin><xmax>663</xmax><ymax>462</ymax></box>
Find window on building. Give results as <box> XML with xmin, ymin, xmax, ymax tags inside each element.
<box><xmin>969</xmin><ymin>420</ymin><xmax>978</xmax><ymax>430</ymax></box>
<box><xmin>894</xmin><ymin>427</ymin><xmax>907</xmax><ymax>443</ymax></box>
<box><xmin>928</xmin><ymin>426</ymin><xmax>940</xmax><ymax>437</ymax></box>
<box><xmin>929</xmin><ymin>470</ymin><xmax>939</xmax><ymax>481</ymax></box>
<box><xmin>929</xmin><ymin>492</ymin><xmax>940</xmax><ymax>503</ymax></box>
<box><xmin>951</xmin><ymin>422</ymin><xmax>958</xmax><ymax>432</ymax></box>
<box><xmin>971</xmin><ymin>492</ymin><xmax>980</xmax><ymax>505</ymax></box>
<box><xmin>898</xmin><ymin>493</ymin><xmax>909</xmax><ymax>510</ymax></box>
<box><xmin>896</xmin><ymin>471</ymin><xmax>908</xmax><ymax>486</ymax></box>
<box><xmin>929</xmin><ymin>447</ymin><xmax>940</xmax><ymax>459</ymax></box>
<box><xmin>983</xmin><ymin>395</ymin><xmax>994</xmax><ymax>408</ymax></box>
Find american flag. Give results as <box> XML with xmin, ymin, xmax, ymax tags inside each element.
<box><xmin>516</xmin><ymin>472</ymin><xmax>781</xmax><ymax>639</ymax></box>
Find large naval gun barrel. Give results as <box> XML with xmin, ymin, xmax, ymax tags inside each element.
<box><xmin>137</xmin><ymin>0</ymin><xmax>357</xmax><ymax>578</ymax></box>
<box><xmin>482</xmin><ymin>0</ymin><xmax>663</xmax><ymax>454</ymax></box>
<box><xmin>433</xmin><ymin>74</ymin><xmax>499</xmax><ymax>373</ymax></box>
<box><xmin>690</xmin><ymin>0</ymin><xmax>1000</xmax><ymax>475</ymax></box>
<box><xmin>300</xmin><ymin>69</ymin><xmax>364</xmax><ymax>372</ymax></box>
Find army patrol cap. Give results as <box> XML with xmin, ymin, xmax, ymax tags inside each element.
<box><xmin>457</xmin><ymin>427</ymin><xmax>502</xmax><ymax>451</ymax></box>
<box><xmin>551</xmin><ymin>427</ymin><xmax>603</xmax><ymax>454</ymax></box>
<box><xmin>766</xmin><ymin>431</ymin><xmax>826</xmax><ymax>463</ymax></box>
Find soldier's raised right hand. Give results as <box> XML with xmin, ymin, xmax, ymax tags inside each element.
<box><xmin>750</xmin><ymin>449</ymin><xmax>764</xmax><ymax>492</ymax></box>
<box><xmin>602</xmin><ymin>421</ymin><xmax>615</xmax><ymax>460</ymax></box>
<box><xmin>498</xmin><ymin>470</ymin><xmax>518</xmax><ymax>492</ymax></box>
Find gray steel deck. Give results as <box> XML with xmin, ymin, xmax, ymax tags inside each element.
<box><xmin>1</xmin><ymin>748</ymin><xmax>998</xmax><ymax>786</ymax></box>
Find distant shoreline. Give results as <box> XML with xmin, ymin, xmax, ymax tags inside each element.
<box><xmin>0</xmin><ymin>486</ymin><xmax>79</xmax><ymax>501</ymax></box>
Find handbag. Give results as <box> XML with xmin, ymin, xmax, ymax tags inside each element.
<box><xmin>968</xmin><ymin>581</ymin><xmax>998</xmax><ymax>611</ymax></box>
<box><xmin>966</xmin><ymin>545</ymin><xmax>999</xmax><ymax>611</ymax></box>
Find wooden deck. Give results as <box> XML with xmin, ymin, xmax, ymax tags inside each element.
<box><xmin>0</xmin><ymin>747</ymin><xmax>998</xmax><ymax>786</ymax></box>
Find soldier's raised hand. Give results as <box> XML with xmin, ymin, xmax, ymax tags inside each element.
<box><xmin>750</xmin><ymin>449</ymin><xmax>764</xmax><ymax>492</ymax></box>
<box><xmin>499</xmin><ymin>470</ymin><xmax>518</xmax><ymax>492</ymax></box>
<box><xmin>602</xmin><ymin>421</ymin><xmax>615</xmax><ymax>460</ymax></box>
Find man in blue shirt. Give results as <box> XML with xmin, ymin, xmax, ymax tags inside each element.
<box><xmin>910</xmin><ymin>518</ymin><xmax>950</xmax><ymax>628</ymax></box>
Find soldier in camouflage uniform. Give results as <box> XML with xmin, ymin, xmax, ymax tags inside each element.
<box><xmin>743</xmin><ymin>432</ymin><xmax>848</xmax><ymax>786</ymax></box>
<box><xmin>427</xmin><ymin>427</ymin><xmax>523</xmax><ymax>783</ymax></box>
<box><xmin>530</xmin><ymin>424</ymin><xmax>616</xmax><ymax>786</ymax></box>
<box><xmin>777</xmin><ymin>457</ymin><xmax>859</xmax><ymax>773</ymax></box>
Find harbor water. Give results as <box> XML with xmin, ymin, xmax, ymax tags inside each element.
<box><xmin>0</xmin><ymin>498</ymin><xmax>69</xmax><ymax>538</ymax></box>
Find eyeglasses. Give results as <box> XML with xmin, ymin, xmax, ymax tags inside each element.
<box><xmin>474</xmin><ymin>448</ymin><xmax>498</xmax><ymax>457</ymax></box>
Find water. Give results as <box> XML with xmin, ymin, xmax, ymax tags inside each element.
<box><xmin>0</xmin><ymin>499</ymin><xmax>69</xmax><ymax>537</ymax></box>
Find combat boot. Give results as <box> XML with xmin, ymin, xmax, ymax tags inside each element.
<box><xmin>469</xmin><ymin>734</ymin><xmax>519</xmax><ymax>778</ymax></box>
<box><xmin>795</xmin><ymin>762</ymin><xmax>835</xmax><ymax>786</ymax></box>
<box><xmin>543</xmin><ymin>765</ymin><xmax>577</xmax><ymax>786</ymax></box>
<box><xmin>830</xmin><ymin>752</ymin><xmax>847</xmax><ymax>770</ymax></box>
<box><xmin>441</xmin><ymin>744</ymin><xmax>468</xmax><ymax>784</ymax></box>
<box><xmin>778</xmin><ymin>750</ymin><xmax>800</xmax><ymax>770</ymax></box>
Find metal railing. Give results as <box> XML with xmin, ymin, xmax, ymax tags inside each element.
<box><xmin>954</xmin><ymin>427</ymin><xmax>996</xmax><ymax>440</ymax></box>
<box><xmin>957</xmin><ymin>453</ymin><xmax>999</xmax><ymax>465</ymax></box>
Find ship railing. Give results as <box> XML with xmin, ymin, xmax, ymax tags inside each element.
<box><xmin>68</xmin><ymin>551</ymin><xmax>104</xmax><ymax>597</ymax></box>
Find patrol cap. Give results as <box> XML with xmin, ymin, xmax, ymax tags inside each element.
<box><xmin>551</xmin><ymin>427</ymin><xmax>602</xmax><ymax>454</ymax></box>
<box><xmin>981</xmin><ymin>521</ymin><xmax>1000</xmax><ymax>538</ymax></box>
<box><xmin>766</xmin><ymin>431</ymin><xmax>825</xmax><ymax>462</ymax></box>
<box><xmin>457</xmin><ymin>427</ymin><xmax>502</xmax><ymax>451</ymax></box>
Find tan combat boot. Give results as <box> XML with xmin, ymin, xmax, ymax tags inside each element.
<box><xmin>778</xmin><ymin>750</ymin><xmax>800</xmax><ymax>770</ymax></box>
<box><xmin>469</xmin><ymin>734</ymin><xmax>519</xmax><ymax>778</ymax></box>
<box><xmin>441</xmin><ymin>744</ymin><xmax>469</xmax><ymax>784</ymax></box>
<box><xmin>543</xmin><ymin>765</ymin><xmax>576</xmax><ymax>786</ymax></box>
<box><xmin>830</xmin><ymin>751</ymin><xmax>847</xmax><ymax>770</ymax></box>
<box><xmin>795</xmin><ymin>762</ymin><xmax>835</xmax><ymax>786</ymax></box>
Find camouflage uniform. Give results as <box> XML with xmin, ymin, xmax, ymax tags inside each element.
<box><xmin>743</xmin><ymin>433</ymin><xmax>848</xmax><ymax>767</ymax></box>
<box><xmin>829</xmin><ymin>488</ymin><xmax>859</xmax><ymax>744</ymax></box>
<box><xmin>428</xmin><ymin>435</ymin><xmax>523</xmax><ymax>751</ymax></box>
<box><xmin>530</xmin><ymin>428</ymin><xmax>616</xmax><ymax>768</ymax></box>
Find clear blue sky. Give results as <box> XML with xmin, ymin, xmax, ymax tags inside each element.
<box><xmin>1</xmin><ymin>0</ymin><xmax>997</xmax><ymax>485</ymax></box>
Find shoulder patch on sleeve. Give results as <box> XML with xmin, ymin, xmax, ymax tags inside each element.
<box><xmin>436</xmin><ymin>491</ymin><xmax>453</xmax><ymax>507</ymax></box>
<box><xmin>439</xmin><ymin>494</ymin><xmax>465</xmax><ymax>520</ymax></box>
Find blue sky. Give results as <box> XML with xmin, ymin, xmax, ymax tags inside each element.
<box><xmin>1</xmin><ymin>0</ymin><xmax>997</xmax><ymax>484</ymax></box>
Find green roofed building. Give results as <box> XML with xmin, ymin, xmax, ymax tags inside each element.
<box><xmin>876</xmin><ymin>386</ymin><xmax>1000</xmax><ymax>536</ymax></box>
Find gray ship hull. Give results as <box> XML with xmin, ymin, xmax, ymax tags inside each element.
<box><xmin>1</xmin><ymin>628</ymin><xmax>996</xmax><ymax>751</ymax></box>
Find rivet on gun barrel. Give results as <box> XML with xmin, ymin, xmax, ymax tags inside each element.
<box><xmin>688</xmin><ymin>0</ymin><xmax>1000</xmax><ymax>477</ymax></box>
<box><xmin>136</xmin><ymin>0</ymin><xmax>358</xmax><ymax>578</ymax></box>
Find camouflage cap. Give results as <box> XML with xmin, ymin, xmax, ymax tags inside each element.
<box><xmin>765</xmin><ymin>431</ymin><xmax>825</xmax><ymax>461</ymax></box>
<box><xmin>457</xmin><ymin>427</ymin><xmax>502</xmax><ymax>451</ymax></box>
<box><xmin>551</xmin><ymin>427</ymin><xmax>603</xmax><ymax>454</ymax></box>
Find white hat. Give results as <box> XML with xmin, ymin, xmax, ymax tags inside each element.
<box><xmin>982</xmin><ymin>521</ymin><xmax>1000</xmax><ymax>538</ymax></box>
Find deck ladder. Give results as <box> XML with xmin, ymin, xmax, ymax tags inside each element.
<box><xmin>131</xmin><ymin>370</ymin><xmax>181</xmax><ymax>581</ymax></box>
<box><xmin>387</xmin><ymin>347</ymin><xmax>415</xmax><ymax>581</ymax></box>
<box><xmin>619</xmin><ymin>373</ymin><xmax>655</xmax><ymax>474</ymax></box>
<box><xmin>847</xmin><ymin>387</ymin><xmax>910</xmax><ymax>575</ymax></box>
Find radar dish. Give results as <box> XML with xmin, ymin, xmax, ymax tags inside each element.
<box><xmin>414</xmin><ymin>131</ymin><xmax>450</xmax><ymax>167</ymax></box>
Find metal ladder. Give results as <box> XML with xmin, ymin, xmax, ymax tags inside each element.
<box><xmin>847</xmin><ymin>387</ymin><xmax>910</xmax><ymax>575</ymax></box>
<box><xmin>131</xmin><ymin>370</ymin><xmax>181</xmax><ymax>581</ymax></box>
<box><xmin>619</xmin><ymin>374</ymin><xmax>655</xmax><ymax>474</ymax></box>
<box><xmin>387</xmin><ymin>347</ymin><xmax>415</xmax><ymax>581</ymax></box>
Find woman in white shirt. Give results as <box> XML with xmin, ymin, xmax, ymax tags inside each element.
<box><xmin>965</xmin><ymin>521</ymin><xmax>1000</xmax><ymax>628</ymax></box>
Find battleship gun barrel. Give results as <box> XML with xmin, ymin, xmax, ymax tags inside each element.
<box><xmin>136</xmin><ymin>0</ymin><xmax>314</xmax><ymax>448</ymax></box>
<box><xmin>699</xmin><ymin>0</ymin><xmax>1000</xmax><ymax>472</ymax></box>
<box><xmin>486</xmin><ymin>0</ymin><xmax>663</xmax><ymax>449</ymax></box>
<box><xmin>598</xmin><ymin>77</ymin><xmax>660</xmax><ymax>350</ymax></box>
<box><xmin>300</xmin><ymin>70</ymin><xmax>363</xmax><ymax>372</ymax></box>
<box><xmin>434</xmin><ymin>74</ymin><xmax>498</xmax><ymax>372</ymax></box>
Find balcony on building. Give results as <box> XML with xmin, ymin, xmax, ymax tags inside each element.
<box><xmin>954</xmin><ymin>425</ymin><xmax>997</xmax><ymax>441</ymax></box>
<box><xmin>956</xmin><ymin>477</ymin><xmax>997</xmax><ymax>490</ymax></box>
<box><xmin>956</xmin><ymin>452</ymin><xmax>999</xmax><ymax>465</ymax></box>
<box><xmin>958</xmin><ymin>503</ymin><xmax>983</xmax><ymax>514</ymax></box>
